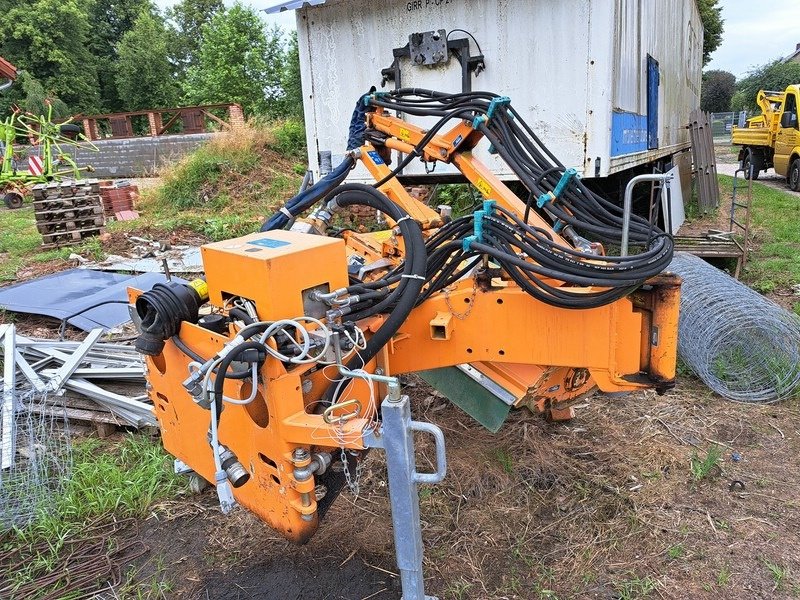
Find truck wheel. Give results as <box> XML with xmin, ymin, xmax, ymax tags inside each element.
<box><xmin>790</xmin><ymin>158</ymin><xmax>800</xmax><ymax>192</ymax></box>
<box><xmin>742</xmin><ymin>149</ymin><xmax>760</xmax><ymax>180</ymax></box>
<box><xmin>3</xmin><ymin>192</ymin><xmax>24</xmax><ymax>209</ymax></box>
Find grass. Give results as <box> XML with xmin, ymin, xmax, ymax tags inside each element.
<box><xmin>690</xmin><ymin>444</ymin><xmax>723</xmax><ymax>481</ymax></box>
<box><xmin>0</xmin><ymin>205</ymin><xmax>111</xmax><ymax>282</ymax></box>
<box><xmin>718</xmin><ymin>175</ymin><xmax>800</xmax><ymax>294</ymax></box>
<box><xmin>764</xmin><ymin>559</ymin><xmax>789</xmax><ymax>591</ymax></box>
<box><xmin>615</xmin><ymin>575</ymin><xmax>659</xmax><ymax>599</ymax></box>
<box><xmin>0</xmin><ymin>120</ymin><xmax>307</xmax><ymax>283</ymax></box>
<box><xmin>1</xmin><ymin>435</ymin><xmax>185</xmax><ymax>598</ymax></box>
<box><xmin>137</xmin><ymin>120</ymin><xmax>305</xmax><ymax>241</ymax></box>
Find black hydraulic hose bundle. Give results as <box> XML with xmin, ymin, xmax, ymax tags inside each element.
<box><xmin>262</xmin><ymin>87</ymin><xmax>673</xmax><ymax>316</ymax></box>
<box><xmin>357</xmin><ymin>88</ymin><xmax>674</xmax><ymax>309</ymax></box>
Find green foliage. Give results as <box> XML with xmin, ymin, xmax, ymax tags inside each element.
<box><xmin>716</xmin><ymin>175</ymin><xmax>800</xmax><ymax>292</ymax></box>
<box><xmin>270</xmin><ymin>120</ymin><xmax>306</xmax><ymax>157</ymax></box>
<box><xmin>88</xmin><ymin>0</ymin><xmax>154</xmax><ymax>111</ymax></box>
<box><xmin>667</xmin><ymin>544</ymin><xmax>686</xmax><ymax>560</ymax></box>
<box><xmin>690</xmin><ymin>445</ymin><xmax>723</xmax><ymax>481</ymax></box>
<box><xmin>697</xmin><ymin>0</ymin><xmax>724</xmax><ymax>66</ymax></box>
<box><xmin>732</xmin><ymin>60</ymin><xmax>800</xmax><ymax>112</ymax></box>
<box><xmin>157</xmin><ymin>141</ymin><xmax>258</xmax><ymax>209</ymax></box>
<box><xmin>430</xmin><ymin>184</ymin><xmax>482</xmax><ymax>217</ymax></box>
<box><xmin>701</xmin><ymin>70</ymin><xmax>736</xmax><ymax>112</ymax></box>
<box><xmin>0</xmin><ymin>0</ymin><xmax>100</xmax><ymax>112</ymax></box>
<box><xmin>166</xmin><ymin>0</ymin><xmax>225</xmax><ymax>79</ymax></box>
<box><xmin>280</xmin><ymin>31</ymin><xmax>304</xmax><ymax>119</ymax></box>
<box><xmin>116</xmin><ymin>10</ymin><xmax>181</xmax><ymax>111</ymax></box>
<box><xmin>183</xmin><ymin>3</ymin><xmax>285</xmax><ymax>116</ymax></box>
<box><xmin>15</xmin><ymin>74</ymin><xmax>70</xmax><ymax>120</ymax></box>
<box><xmin>31</xmin><ymin>435</ymin><xmax>183</xmax><ymax>538</ymax></box>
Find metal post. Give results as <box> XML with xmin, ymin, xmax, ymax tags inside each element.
<box><xmin>367</xmin><ymin>394</ymin><xmax>446</xmax><ymax>600</ymax></box>
<box><xmin>1</xmin><ymin>324</ymin><xmax>16</xmax><ymax>469</ymax></box>
<box><xmin>621</xmin><ymin>173</ymin><xmax>673</xmax><ymax>256</ymax></box>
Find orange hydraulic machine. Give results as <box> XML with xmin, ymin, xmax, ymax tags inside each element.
<box><xmin>132</xmin><ymin>89</ymin><xmax>680</xmax><ymax>600</ymax></box>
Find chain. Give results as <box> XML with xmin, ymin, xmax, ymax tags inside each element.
<box><xmin>443</xmin><ymin>276</ymin><xmax>478</xmax><ymax>320</ymax></box>
<box><xmin>341</xmin><ymin>447</ymin><xmax>361</xmax><ymax>497</ymax></box>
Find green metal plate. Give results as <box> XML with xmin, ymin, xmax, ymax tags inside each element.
<box><xmin>418</xmin><ymin>367</ymin><xmax>511</xmax><ymax>432</ymax></box>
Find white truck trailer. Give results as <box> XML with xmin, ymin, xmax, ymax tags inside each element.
<box><xmin>267</xmin><ymin>0</ymin><xmax>703</xmax><ymax>191</ymax></box>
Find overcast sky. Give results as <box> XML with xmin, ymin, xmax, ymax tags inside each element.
<box><xmin>156</xmin><ymin>0</ymin><xmax>800</xmax><ymax>80</ymax></box>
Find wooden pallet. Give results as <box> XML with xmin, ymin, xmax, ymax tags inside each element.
<box><xmin>33</xmin><ymin>194</ymin><xmax>102</xmax><ymax>212</ymax></box>
<box><xmin>35</xmin><ymin>204</ymin><xmax>103</xmax><ymax>221</ymax></box>
<box><xmin>37</xmin><ymin>216</ymin><xmax>105</xmax><ymax>235</ymax></box>
<box><xmin>31</xmin><ymin>179</ymin><xmax>100</xmax><ymax>199</ymax></box>
<box><xmin>40</xmin><ymin>226</ymin><xmax>105</xmax><ymax>249</ymax></box>
<box><xmin>674</xmin><ymin>235</ymin><xmax>745</xmax><ymax>277</ymax></box>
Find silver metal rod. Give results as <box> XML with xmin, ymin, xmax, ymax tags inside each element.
<box><xmin>1</xmin><ymin>325</ymin><xmax>16</xmax><ymax>469</ymax></box>
<box><xmin>48</xmin><ymin>328</ymin><xmax>104</xmax><ymax>394</ymax></box>
<box><xmin>621</xmin><ymin>173</ymin><xmax>672</xmax><ymax>257</ymax></box>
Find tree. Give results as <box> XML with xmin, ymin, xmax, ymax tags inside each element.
<box><xmin>280</xmin><ymin>31</ymin><xmax>304</xmax><ymax>120</ymax></box>
<box><xmin>116</xmin><ymin>10</ymin><xmax>181</xmax><ymax>111</ymax></box>
<box><xmin>0</xmin><ymin>0</ymin><xmax>100</xmax><ymax>113</ymax></box>
<box><xmin>167</xmin><ymin>0</ymin><xmax>224</xmax><ymax>79</ymax></box>
<box><xmin>697</xmin><ymin>0</ymin><xmax>724</xmax><ymax>66</ymax></box>
<box><xmin>701</xmin><ymin>70</ymin><xmax>735</xmax><ymax>112</ymax></box>
<box><xmin>182</xmin><ymin>3</ymin><xmax>285</xmax><ymax>115</ymax></box>
<box><xmin>88</xmin><ymin>0</ymin><xmax>155</xmax><ymax>111</ymax></box>
<box><xmin>732</xmin><ymin>59</ymin><xmax>800</xmax><ymax>111</ymax></box>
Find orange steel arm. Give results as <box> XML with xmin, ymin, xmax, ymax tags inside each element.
<box><xmin>138</xmin><ymin>93</ymin><xmax>680</xmax><ymax>547</ymax></box>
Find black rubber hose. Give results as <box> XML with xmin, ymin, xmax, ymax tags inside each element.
<box><xmin>321</xmin><ymin>184</ymin><xmax>426</xmax><ymax>403</ymax></box>
<box><xmin>212</xmin><ymin>341</ymin><xmax>267</xmax><ymax>419</ymax></box>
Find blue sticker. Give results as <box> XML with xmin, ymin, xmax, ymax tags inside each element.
<box><xmin>453</xmin><ymin>134</ymin><xmax>463</xmax><ymax>146</ymax></box>
<box><xmin>249</xmin><ymin>237</ymin><xmax>290</xmax><ymax>249</ymax></box>
<box><xmin>367</xmin><ymin>150</ymin><xmax>385</xmax><ymax>165</ymax></box>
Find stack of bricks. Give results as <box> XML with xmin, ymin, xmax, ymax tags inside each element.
<box><xmin>32</xmin><ymin>180</ymin><xmax>105</xmax><ymax>249</ymax></box>
<box><xmin>99</xmin><ymin>181</ymin><xmax>139</xmax><ymax>220</ymax></box>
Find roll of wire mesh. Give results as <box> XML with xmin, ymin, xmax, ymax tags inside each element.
<box><xmin>670</xmin><ymin>252</ymin><xmax>800</xmax><ymax>403</ymax></box>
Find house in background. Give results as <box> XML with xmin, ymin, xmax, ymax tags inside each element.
<box><xmin>785</xmin><ymin>43</ymin><xmax>800</xmax><ymax>64</ymax></box>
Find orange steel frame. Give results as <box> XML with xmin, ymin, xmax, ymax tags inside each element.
<box><xmin>138</xmin><ymin>105</ymin><xmax>681</xmax><ymax>545</ymax></box>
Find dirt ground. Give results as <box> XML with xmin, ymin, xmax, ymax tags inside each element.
<box><xmin>123</xmin><ymin>375</ymin><xmax>800</xmax><ymax>600</ymax></box>
<box><xmin>5</xmin><ymin>160</ymin><xmax>800</xmax><ymax>599</ymax></box>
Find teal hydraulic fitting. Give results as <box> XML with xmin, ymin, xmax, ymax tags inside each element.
<box><xmin>487</xmin><ymin>96</ymin><xmax>511</xmax><ymax>119</ymax></box>
<box><xmin>472</xmin><ymin>114</ymin><xmax>488</xmax><ymax>129</ymax></box>
<box><xmin>463</xmin><ymin>202</ymin><xmax>494</xmax><ymax>251</ymax></box>
<box><xmin>536</xmin><ymin>168</ymin><xmax>578</xmax><ymax>208</ymax></box>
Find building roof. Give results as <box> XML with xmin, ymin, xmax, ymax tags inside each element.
<box><xmin>264</xmin><ymin>0</ymin><xmax>328</xmax><ymax>14</ymax></box>
<box><xmin>0</xmin><ymin>56</ymin><xmax>17</xmax><ymax>81</ymax></box>
<box><xmin>784</xmin><ymin>44</ymin><xmax>800</xmax><ymax>64</ymax></box>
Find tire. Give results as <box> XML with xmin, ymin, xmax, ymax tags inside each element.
<box><xmin>3</xmin><ymin>192</ymin><xmax>23</xmax><ymax>209</ymax></box>
<box><xmin>742</xmin><ymin>149</ymin><xmax>760</xmax><ymax>180</ymax></box>
<box><xmin>789</xmin><ymin>158</ymin><xmax>800</xmax><ymax>192</ymax></box>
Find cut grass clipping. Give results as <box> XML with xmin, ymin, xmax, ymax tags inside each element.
<box><xmin>0</xmin><ymin>435</ymin><xmax>185</xmax><ymax>597</ymax></box>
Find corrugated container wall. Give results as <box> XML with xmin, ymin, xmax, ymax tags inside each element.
<box><xmin>281</xmin><ymin>0</ymin><xmax>702</xmax><ymax>182</ymax></box>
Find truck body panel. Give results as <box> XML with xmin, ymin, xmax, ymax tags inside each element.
<box><xmin>269</xmin><ymin>0</ymin><xmax>703</xmax><ymax>183</ymax></box>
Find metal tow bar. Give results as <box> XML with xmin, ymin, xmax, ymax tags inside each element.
<box><xmin>365</xmin><ymin>393</ymin><xmax>447</xmax><ymax>600</ymax></box>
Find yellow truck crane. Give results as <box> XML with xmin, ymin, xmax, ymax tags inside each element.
<box><xmin>731</xmin><ymin>86</ymin><xmax>800</xmax><ymax>190</ymax></box>
<box><xmin>131</xmin><ymin>89</ymin><xmax>681</xmax><ymax>600</ymax></box>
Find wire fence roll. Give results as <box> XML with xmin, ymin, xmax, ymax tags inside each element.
<box><xmin>669</xmin><ymin>252</ymin><xmax>800</xmax><ymax>403</ymax></box>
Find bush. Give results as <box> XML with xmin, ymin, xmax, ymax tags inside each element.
<box><xmin>270</xmin><ymin>120</ymin><xmax>306</xmax><ymax>158</ymax></box>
